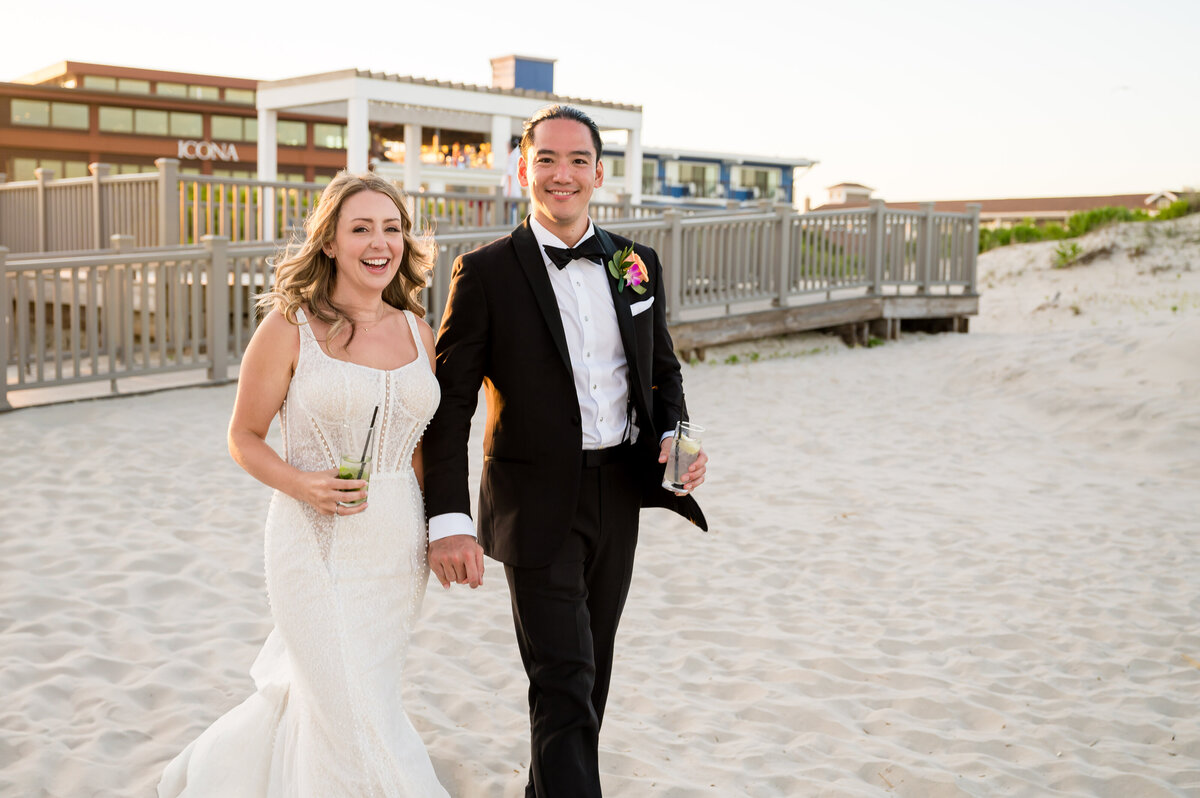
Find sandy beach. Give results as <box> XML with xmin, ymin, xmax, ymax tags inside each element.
<box><xmin>2</xmin><ymin>215</ymin><xmax>1198</xmax><ymax>796</ymax></box>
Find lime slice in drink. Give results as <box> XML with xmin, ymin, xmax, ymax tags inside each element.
<box><xmin>677</xmin><ymin>436</ymin><xmax>701</xmax><ymax>455</ymax></box>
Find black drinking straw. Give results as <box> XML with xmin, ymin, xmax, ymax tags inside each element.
<box><xmin>673</xmin><ymin>422</ymin><xmax>682</xmax><ymax>486</ymax></box>
<box><xmin>356</xmin><ymin>405</ymin><xmax>379</xmax><ymax>480</ymax></box>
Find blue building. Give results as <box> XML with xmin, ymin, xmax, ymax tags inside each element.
<box><xmin>601</xmin><ymin>144</ymin><xmax>814</xmax><ymax>206</ymax></box>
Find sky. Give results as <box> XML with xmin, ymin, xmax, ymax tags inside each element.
<box><xmin>3</xmin><ymin>0</ymin><xmax>1197</xmax><ymax>205</ymax></box>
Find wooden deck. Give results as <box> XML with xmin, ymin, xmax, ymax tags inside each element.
<box><xmin>669</xmin><ymin>293</ymin><xmax>979</xmax><ymax>357</ymax></box>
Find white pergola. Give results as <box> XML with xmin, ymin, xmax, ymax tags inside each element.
<box><xmin>256</xmin><ymin>69</ymin><xmax>645</xmax><ymax>201</ymax></box>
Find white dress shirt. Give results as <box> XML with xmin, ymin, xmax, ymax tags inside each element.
<box><xmin>428</xmin><ymin>217</ymin><xmax>631</xmax><ymax>542</ymax></box>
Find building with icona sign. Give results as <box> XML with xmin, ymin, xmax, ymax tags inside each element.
<box><xmin>1</xmin><ymin>57</ymin><xmax>814</xmax><ymax>206</ymax></box>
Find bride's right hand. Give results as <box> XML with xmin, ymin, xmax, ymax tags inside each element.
<box><xmin>296</xmin><ymin>468</ymin><xmax>368</xmax><ymax>516</ymax></box>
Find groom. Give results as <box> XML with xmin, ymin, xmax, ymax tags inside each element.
<box><xmin>423</xmin><ymin>104</ymin><xmax>708</xmax><ymax>797</ymax></box>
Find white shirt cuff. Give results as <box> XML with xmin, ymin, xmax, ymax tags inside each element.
<box><xmin>428</xmin><ymin>512</ymin><xmax>477</xmax><ymax>542</ymax></box>
<box><xmin>660</xmin><ymin>430</ymin><xmax>674</xmax><ymax>443</ymax></box>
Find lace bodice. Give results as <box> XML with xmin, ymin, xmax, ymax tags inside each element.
<box><xmin>279</xmin><ymin>308</ymin><xmax>440</xmax><ymax>477</ymax></box>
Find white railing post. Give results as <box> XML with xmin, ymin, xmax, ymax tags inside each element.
<box><xmin>90</xmin><ymin>163</ymin><xmax>112</xmax><ymax>250</ymax></box>
<box><xmin>868</xmin><ymin>198</ymin><xmax>885</xmax><ymax>294</ymax></box>
<box><xmin>919</xmin><ymin>202</ymin><xmax>934</xmax><ymax>294</ymax></box>
<box><xmin>109</xmin><ymin>234</ymin><xmax>134</xmax><ymax>389</ymax></box>
<box><xmin>618</xmin><ymin>192</ymin><xmax>633</xmax><ymax>219</ymax></box>
<box><xmin>489</xmin><ymin>185</ymin><xmax>502</xmax><ymax>227</ymax></box>
<box><xmin>203</xmin><ymin>235</ymin><xmax>230</xmax><ymax>381</ymax></box>
<box><xmin>35</xmin><ymin>167</ymin><xmax>54</xmax><ymax>253</ymax></box>
<box><xmin>775</xmin><ymin>203</ymin><xmax>792</xmax><ymax>306</ymax></box>
<box><xmin>663</xmin><ymin>209</ymin><xmax>683</xmax><ymax>323</ymax></box>
<box><xmin>156</xmin><ymin>158</ymin><xmax>181</xmax><ymax>247</ymax></box>
<box><xmin>966</xmin><ymin>203</ymin><xmax>981</xmax><ymax>294</ymax></box>
<box><xmin>0</xmin><ymin>246</ymin><xmax>10</xmax><ymax>411</ymax></box>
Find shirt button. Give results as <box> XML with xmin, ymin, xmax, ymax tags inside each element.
<box><xmin>592</xmin><ymin>384</ymin><xmax>597</xmax><ymax>390</ymax></box>
<box><xmin>584</xmin><ymin>316</ymin><xmax>589</xmax><ymax>322</ymax></box>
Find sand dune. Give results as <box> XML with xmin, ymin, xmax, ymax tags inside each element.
<box><xmin>1</xmin><ymin>215</ymin><xmax>1198</xmax><ymax>796</ymax></box>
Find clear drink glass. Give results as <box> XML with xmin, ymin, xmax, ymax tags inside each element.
<box><xmin>336</xmin><ymin>420</ymin><xmax>376</xmax><ymax>507</ymax></box>
<box><xmin>662</xmin><ymin>420</ymin><xmax>703</xmax><ymax>492</ymax></box>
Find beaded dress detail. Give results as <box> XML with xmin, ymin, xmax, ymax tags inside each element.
<box><xmin>159</xmin><ymin>309</ymin><xmax>447</xmax><ymax>797</ymax></box>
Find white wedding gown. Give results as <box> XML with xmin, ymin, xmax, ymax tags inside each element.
<box><xmin>159</xmin><ymin>309</ymin><xmax>449</xmax><ymax>797</ymax></box>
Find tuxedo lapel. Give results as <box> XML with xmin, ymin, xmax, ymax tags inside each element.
<box><xmin>511</xmin><ymin>220</ymin><xmax>572</xmax><ymax>373</ymax></box>
<box><xmin>594</xmin><ymin>226</ymin><xmax>642</xmax><ymax>392</ymax></box>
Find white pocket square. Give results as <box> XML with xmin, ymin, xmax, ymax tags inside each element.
<box><xmin>630</xmin><ymin>296</ymin><xmax>655</xmax><ymax>317</ymax></box>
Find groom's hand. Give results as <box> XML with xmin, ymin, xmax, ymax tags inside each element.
<box><xmin>429</xmin><ymin>535</ymin><xmax>484</xmax><ymax>589</ymax></box>
<box><xmin>659</xmin><ymin>437</ymin><xmax>708</xmax><ymax>496</ymax></box>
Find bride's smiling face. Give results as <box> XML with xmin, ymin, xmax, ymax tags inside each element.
<box><xmin>324</xmin><ymin>190</ymin><xmax>405</xmax><ymax>293</ymax></box>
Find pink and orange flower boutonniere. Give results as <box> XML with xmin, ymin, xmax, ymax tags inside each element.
<box><xmin>606</xmin><ymin>244</ymin><xmax>649</xmax><ymax>295</ymax></box>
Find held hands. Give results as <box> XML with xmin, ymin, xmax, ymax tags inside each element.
<box><xmin>659</xmin><ymin>436</ymin><xmax>708</xmax><ymax>496</ymax></box>
<box><xmin>429</xmin><ymin>535</ymin><xmax>485</xmax><ymax>589</ymax></box>
<box><xmin>296</xmin><ymin>467</ymin><xmax>368</xmax><ymax>517</ymax></box>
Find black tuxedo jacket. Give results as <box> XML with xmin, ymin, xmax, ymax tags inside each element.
<box><xmin>423</xmin><ymin>218</ymin><xmax>707</xmax><ymax>568</ymax></box>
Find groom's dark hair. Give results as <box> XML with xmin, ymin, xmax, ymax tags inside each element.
<box><xmin>520</xmin><ymin>105</ymin><xmax>603</xmax><ymax>163</ymax></box>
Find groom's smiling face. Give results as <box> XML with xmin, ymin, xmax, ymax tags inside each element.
<box><xmin>519</xmin><ymin>117</ymin><xmax>603</xmax><ymax>244</ymax></box>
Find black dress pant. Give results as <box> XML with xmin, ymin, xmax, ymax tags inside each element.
<box><xmin>504</xmin><ymin>448</ymin><xmax>641</xmax><ymax>798</ymax></box>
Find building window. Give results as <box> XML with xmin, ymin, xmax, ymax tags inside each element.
<box><xmin>189</xmin><ymin>85</ymin><xmax>220</xmax><ymax>101</ymax></box>
<box><xmin>99</xmin><ymin>106</ymin><xmax>134</xmax><ymax>133</ymax></box>
<box><xmin>211</xmin><ymin>115</ymin><xmax>256</xmax><ymax>142</ymax></box>
<box><xmin>8</xmin><ymin>158</ymin><xmax>89</xmax><ymax>181</ymax></box>
<box><xmin>82</xmin><ymin>75</ymin><xmax>117</xmax><ymax>91</ymax></box>
<box><xmin>135</xmin><ymin>108</ymin><xmax>169</xmax><ymax>136</ymax></box>
<box><xmin>170</xmin><ymin>112</ymin><xmax>203</xmax><ymax>138</ymax></box>
<box><xmin>8</xmin><ymin>99</ymin><xmax>85</xmax><ymax>129</ymax></box>
<box><xmin>11</xmin><ymin>99</ymin><xmax>49</xmax><ymax>126</ymax></box>
<box><xmin>157</xmin><ymin>82</ymin><xmax>187</xmax><ymax>97</ymax></box>
<box><xmin>313</xmin><ymin>123</ymin><xmax>346</xmax><ymax>149</ymax></box>
<box><xmin>117</xmin><ymin>78</ymin><xmax>151</xmax><ymax>94</ymax></box>
<box><xmin>12</xmin><ymin>158</ymin><xmax>39</xmax><ymax>180</ymax></box>
<box><xmin>225</xmin><ymin>88</ymin><xmax>255</xmax><ymax>104</ymax></box>
<box><xmin>277</xmin><ymin>120</ymin><xmax>307</xmax><ymax>147</ymax></box>
<box><xmin>52</xmin><ymin>102</ymin><xmax>90</xmax><ymax>130</ymax></box>
<box><xmin>735</xmin><ymin>166</ymin><xmax>780</xmax><ymax>199</ymax></box>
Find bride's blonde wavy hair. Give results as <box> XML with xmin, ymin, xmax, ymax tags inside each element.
<box><xmin>258</xmin><ymin>171</ymin><xmax>433</xmax><ymax>347</ymax></box>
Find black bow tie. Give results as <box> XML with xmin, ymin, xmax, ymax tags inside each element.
<box><xmin>543</xmin><ymin>237</ymin><xmax>606</xmax><ymax>269</ymax></box>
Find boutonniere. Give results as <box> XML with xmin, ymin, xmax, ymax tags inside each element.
<box><xmin>606</xmin><ymin>244</ymin><xmax>649</xmax><ymax>295</ymax></box>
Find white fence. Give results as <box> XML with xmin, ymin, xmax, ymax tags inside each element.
<box><xmin>2</xmin><ymin>200</ymin><xmax>979</xmax><ymax>409</ymax></box>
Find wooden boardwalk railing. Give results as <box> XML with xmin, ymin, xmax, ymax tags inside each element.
<box><xmin>0</xmin><ymin>159</ymin><xmax>664</xmax><ymax>254</ymax></box>
<box><xmin>2</xmin><ymin>201</ymin><xmax>979</xmax><ymax>410</ymax></box>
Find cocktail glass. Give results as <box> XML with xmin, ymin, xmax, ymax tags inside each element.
<box><xmin>662</xmin><ymin>420</ymin><xmax>704</xmax><ymax>492</ymax></box>
<box><xmin>336</xmin><ymin>420</ymin><xmax>376</xmax><ymax>507</ymax></box>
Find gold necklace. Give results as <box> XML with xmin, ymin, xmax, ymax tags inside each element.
<box><xmin>351</xmin><ymin>310</ymin><xmax>388</xmax><ymax>333</ymax></box>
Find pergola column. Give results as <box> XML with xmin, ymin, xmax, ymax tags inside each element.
<box><xmin>490</xmin><ymin>114</ymin><xmax>512</xmax><ymax>170</ymax></box>
<box><xmin>256</xmin><ymin>108</ymin><xmax>277</xmax><ymax>183</ymax></box>
<box><xmin>346</xmin><ymin>95</ymin><xmax>369</xmax><ymax>173</ymax></box>
<box><xmin>257</xmin><ymin>108</ymin><xmax>277</xmax><ymax>240</ymax></box>
<box><xmin>624</xmin><ymin>126</ymin><xmax>643</xmax><ymax>204</ymax></box>
<box><xmin>403</xmin><ymin>124</ymin><xmax>421</xmax><ymax>191</ymax></box>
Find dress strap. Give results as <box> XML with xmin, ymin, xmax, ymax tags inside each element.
<box><xmin>402</xmin><ymin>310</ymin><xmax>428</xmax><ymax>366</ymax></box>
<box><xmin>294</xmin><ymin>307</ymin><xmax>317</xmax><ymax>344</ymax></box>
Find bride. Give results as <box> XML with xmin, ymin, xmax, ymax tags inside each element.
<box><xmin>158</xmin><ymin>172</ymin><xmax>483</xmax><ymax>796</ymax></box>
